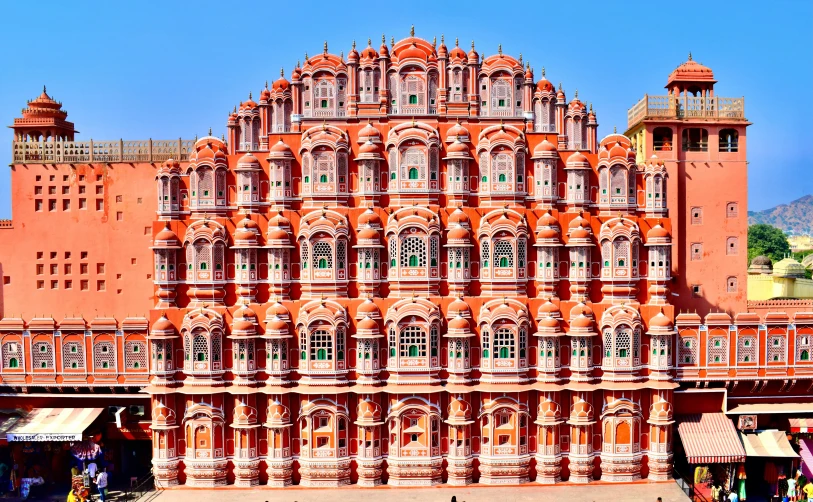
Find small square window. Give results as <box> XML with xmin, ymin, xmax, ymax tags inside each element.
<box><xmin>36</xmin><ymin>175</ymin><xmax>41</xmax><ymax>181</ymax></box>
<box><xmin>37</xmin><ymin>280</ymin><xmax>44</xmax><ymax>289</ymax></box>
<box><xmin>63</xmin><ymin>175</ymin><xmax>69</xmax><ymax>182</ymax></box>
<box><xmin>81</xmin><ymin>251</ymin><xmax>88</xmax><ymax>259</ymax></box>
<box><xmin>96</xmin><ymin>174</ymin><xmax>102</xmax><ymax>182</ymax></box>
<box><xmin>80</xmin><ymin>280</ymin><xmax>89</xmax><ymax>290</ymax></box>
<box><xmin>79</xmin><ymin>175</ymin><xmax>85</xmax><ymax>182</ymax></box>
<box><xmin>51</xmin><ymin>280</ymin><xmax>58</xmax><ymax>289</ymax></box>
<box><xmin>691</xmin><ymin>207</ymin><xmax>703</xmax><ymax>225</ymax></box>
<box><xmin>65</xmin><ymin>252</ymin><xmax>71</xmax><ymax>259</ymax></box>
<box><xmin>35</xmin><ymin>200</ymin><xmax>43</xmax><ymax>211</ymax></box>
<box><xmin>49</xmin><ymin>175</ymin><xmax>55</xmax><ymax>182</ymax></box>
<box><xmin>48</xmin><ymin>186</ymin><xmax>56</xmax><ymax>195</ymax></box>
<box><xmin>65</xmin><ymin>280</ymin><xmax>72</xmax><ymax>289</ymax></box>
<box><xmin>48</xmin><ymin>200</ymin><xmax>56</xmax><ymax>211</ymax></box>
<box><xmin>79</xmin><ymin>198</ymin><xmax>87</xmax><ymax>209</ymax></box>
<box><xmin>50</xmin><ymin>264</ymin><xmax>57</xmax><ymax>275</ymax></box>
<box><xmin>97</xmin><ymin>280</ymin><xmax>106</xmax><ymax>291</ymax></box>
<box><xmin>37</xmin><ymin>252</ymin><xmax>43</xmax><ymax>260</ymax></box>
<box><xmin>35</xmin><ymin>186</ymin><xmax>42</xmax><ymax>195</ymax></box>
<box><xmin>62</xmin><ymin>200</ymin><xmax>70</xmax><ymax>211</ymax></box>
<box><xmin>62</xmin><ymin>186</ymin><xmax>69</xmax><ymax>195</ymax></box>
<box><xmin>692</xmin><ymin>284</ymin><xmax>702</xmax><ymax>297</ymax></box>
<box><xmin>50</xmin><ymin>252</ymin><xmax>57</xmax><ymax>259</ymax></box>
<box><xmin>96</xmin><ymin>186</ymin><xmax>104</xmax><ymax>194</ymax></box>
<box><xmin>79</xmin><ymin>186</ymin><xmax>86</xmax><ymax>194</ymax></box>
<box><xmin>96</xmin><ymin>199</ymin><xmax>103</xmax><ymax>211</ymax></box>
<box><xmin>36</xmin><ymin>264</ymin><xmax>44</xmax><ymax>275</ymax></box>
<box><xmin>81</xmin><ymin>263</ymin><xmax>88</xmax><ymax>274</ymax></box>
<box><xmin>97</xmin><ymin>263</ymin><xmax>105</xmax><ymax>274</ymax></box>
<box><xmin>115</xmin><ymin>195</ymin><xmax>122</xmax><ymax>203</ymax></box>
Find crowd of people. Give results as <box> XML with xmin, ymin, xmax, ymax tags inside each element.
<box><xmin>67</xmin><ymin>461</ymin><xmax>109</xmax><ymax>502</ymax></box>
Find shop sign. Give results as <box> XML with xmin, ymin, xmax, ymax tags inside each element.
<box><xmin>7</xmin><ymin>433</ymin><xmax>82</xmax><ymax>442</ymax></box>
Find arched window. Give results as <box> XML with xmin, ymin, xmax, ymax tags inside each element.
<box><xmin>310</xmin><ymin>330</ymin><xmax>333</xmax><ymax>361</ymax></box>
<box><xmin>193</xmin><ymin>334</ymin><xmax>208</xmax><ymax>362</ymax></box>
<box><xmin>494</xmin><ymin>240</ymin><xmax>514</xmax><ymax>268</ymax></box>
<box><xmin>312</xmin><ymin>241</ymin><xmax>333</xmax><ymax>270</ymax></box>
<box><xmin>400</xmin><ymin>326</ymin><xmax>426</xmax><ymax>357</ymax></box>
<box><xmin>408</xmin><ymin>167</ymin><xmax>418</xmax><ymax>180</ymax></box>
<box><xmin>494</xmin><ymin>328</ymin><xmax>515</xmax><ymax>359</ymax></box>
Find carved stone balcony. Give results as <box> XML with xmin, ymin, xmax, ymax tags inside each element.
<box><xmin>12</xmin><ymin>139</ymin><xmax>196</xmax><ymax>164</ymax></box>
<box><xmin>627</xmin><ymin>94</ymin><xmax>745</xmax><ymax>128</ymax></box>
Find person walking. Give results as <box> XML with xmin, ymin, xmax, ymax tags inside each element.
<box><xmin>94</xmin><ymin>467</ymin><xmax>108</xmax><ymax>502</ymax></box>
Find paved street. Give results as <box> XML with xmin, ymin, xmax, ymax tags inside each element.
<box><xmin>138</xmin><ymin>481</ymin><xmax>689</xmax><ymax>502</ymax></box>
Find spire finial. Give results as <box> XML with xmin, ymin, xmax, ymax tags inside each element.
<box><xmin>265</xmin><ymin>80</ymin><xmax>269</xmax><ymax>89</ymax></box>
<box><xmin>382</xmin><ymin>33</ymin><xmax>386</xmax><ymax>44</ymax></box>
<box><xmin>589</xmin><ymin>103</ymin><xmax>593</xmax><ymax>112</ymax></box>
<box><xmin>297</xmin><ymin>60</ymin><xmax>301</xmax><ymax>68</ymax></box>
<box><xmin>390</xmin><ymin>36</ymin><xmax>394</xmax><ymax>47</ymax></box>
<box><xmin>574</xmin><ymin>89</ymin><xmax>578</xmax><ymax>98</ymax></box>
<box><xmin>471</xmin><ymin>40</ymin><xmax>475</xmax><ymax>50</ymax></box>
<box><xmin>498</xmin><ymin>44</ymin><xmax>502</xmax><ymax>55</ymax></box>
<box><xmin>208</xmin><ymin>127</ymin><xmax>212</xmax><ymax>136</ymax></box>
<box><xmin>352</xmin><ymin>40</ymin><xmax>356</xmax><ymax>50</ymax></box>
<box><xmin>340</xmin><ymin>51</ymin><xmax>344</xmax><ymax>59</ymax></box>
<box><xmin>441</xmin><ymin>34</ymin><xmax>445</xmax><ymax>44</ymax></box>
<box><xmin>410</xmin><ymin>25</ymin><xmax>415</xmax><ymax>37</ymax></box>
<box><xmin>43</xmin><ymin>85</ymin><xmax>47</xmax><ymax>94</ymax></box>
<box><xmin>526</xmin><ymin>61</ymin><xmax>531</xmax><ymax>70</ymax></box>
<box><xmin>432</xmin><ymin>36</ymin><xmax>436</xmax><ymax>47</ymax></box>
<box><xmin>542</xmin><ymin>67</ymin><xmax>546</xmax><ymax>77</ymax></box>
<box><xmin>688</xmin><ymin>51</ymin><xmax>692</xmax><ymax>61</ymax></box>
<box><xmin>280</xmin><ymin>67</ymin><xmax>284</xmax><ymax>77</ymax></box>
<box><xmin>368</xmin><ymin>37</ymin><xmax>371</xmax><ymax>46</ymax></box>
<box><xmin>233</xmin><ymin>105</ymin><xmax>237</xmax><ymax>113</ymax></box>
<box><xmin>305</xmin><ymin>51</ymin><xmax>309</xmax><ymax>61</ymax></box>
<box><xmin>614</xmin><ymin>126</ymin><xmax>617</xmax><ymax>134</ymax></box>
<box><xmin>455</xmin><ymin>37</ymin><xmax>459</xmax><ymax>47</ymax></box>
<box><xmin>221</xmin><ymin>133</ymin><xmax>225</xmax><ymax>142</ymax></box>
<box><xmin>323</xmin><ymin>41</ymin><xmax>328</xmax><ymax>54</ymax></box>
<box><xmin>519</xmin><ymin>53</ymin><xmax>523</xmax><ymax>64</ymax></box>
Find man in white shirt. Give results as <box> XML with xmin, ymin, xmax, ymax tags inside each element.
<box><xmin>94</xmin><ymin>467</ymin><xmax>108</xmax><ymax>502</ymax></box>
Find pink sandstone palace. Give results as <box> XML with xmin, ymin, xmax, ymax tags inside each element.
<box><xmin>0</xmin><ymin>30</ymin><xmax>806</xmax><ymax>490</ymax></box>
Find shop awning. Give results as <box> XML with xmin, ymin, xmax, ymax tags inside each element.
<box><xmin>0</xmin><ymin>414</ymin><xmax>22</xmax><ymax>442</ymax></box>
<box><xmin>790</xmin><ymin>418</ymin><xmax>813</xmax><ymax>433</ymax></box>
<box><xmin>740</xmin><ymin>430</ymin><xmax>799</xmax><ymax>458</ymax></box>
<box><xmin>6</xmin><ymin>408</ymin><xmax>104</xmax><ymax>442</ymax></box>
<box><xmin>677</xmin><ymin>413</ymin><xmax>746</xmax><ymax>464</ymax></box>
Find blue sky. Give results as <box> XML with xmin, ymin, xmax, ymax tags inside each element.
<box><xmin>0</xmin><ymin>0</ymin><xmax>810</xmax><ymax>217</ymax></box>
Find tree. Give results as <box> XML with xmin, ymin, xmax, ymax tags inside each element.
<box><xmin>747</xmin><ymin>224</ymin><xmax>791</xmax><ymax>263</ymax></box>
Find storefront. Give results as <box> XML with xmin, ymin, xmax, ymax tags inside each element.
<box><xmin>676</xmin><ymin>413</ymin><xmax>747</xmax><ymax>501</ymax></box>
<box><xmin>739</xmin><ymin>429</ymin><xmax>799</xmax><ymax>500</ymax></box>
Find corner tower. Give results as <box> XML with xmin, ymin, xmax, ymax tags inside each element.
<box><xmin>625</xmin><ymin>55</ymin><xmax>749</xmax><ymax>316</ymax></box>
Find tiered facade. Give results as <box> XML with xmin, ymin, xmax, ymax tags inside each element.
<box><xmin>5</xmin><ymin>32</ymin><xmax>802</xmax><ymax>490</ymax></box>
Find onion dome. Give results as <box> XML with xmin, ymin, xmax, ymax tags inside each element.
<box><xmin>537</xmin><ymin>299</ymin><xmax>562</xmax><ymax>320</ymax></box>
<box><xmin>446</xmin><ymin>396</ymin><xmax>473</xmax><ymax>425</ymax></box>
<box><xmin>535</xmin><ymin>210</ymin><xmax>561</xmax><ymax>246</ymax></box>
<box><xmin>568</xmin><ymin>313</ymin><xmax>595</xmax><ymax>336</ymax></box>
<box><xmin>358</xmin><ymin>208</ymin><xmax>382</xmax><ymax>228</ymax></box>
<box><xmin>534</xmin><ymin>315</ymin><xmax>563</xmax><ymax>337</ymax></box>
<box><xmin>536</xmin><ymin>398</ymin><xmax>563</xmax><ymax>426</ymax></box>
<box><xmin>531</xmin><ymin>139</ymin><xmax>558</xmax><ymax>159</ymax></box>
<box><xmin>356</xmin><ymin>297</ymin><xmax>382</xmax><ymax>320</ymax></box>
<box><xmin>599</xmin><ymin>140</ymin><xmax>633</xmax><ymax>163</ymax></box>
<box><xmin>358</xmin><ymin>121</ymin><xmax>382</xmax><ymax>144</ymax></box>
<box><xmin>449</xmin><ymin>37</ymin><xmax>466</xmax><ymax>60</ymax></box>
<box><xmin>566</xmin><ymin>214</ymin><xmax>594</xmax><ymax>246</ymax></box>
<box><xmin>467</xmin><ymin>40</ymin><xmax>479</xmax><ymax>63</ymax></box>
<box><xmin>569</xmin><ymin>302</ymin><xmax>594</xmax><ymax>320</ymax></box>
<box><xmin>355</xmin><ymin>398</ymin><xmax>384</xmax><ymax>426</ymax></box>
<box><xmin>268</xmin><ymin>211</ymin><xmax>292</xmax><ymax>231</ymax></box>
<box><xmin>536</xmin><ymin>67</ymin><xmax>554</xmax><ymax>93</ymax></box>
<box><xmin>447</xmin><ymin>315</ymin><xmax>473</xmax><ymax>338</ymax></box>
<box><xmin>378</xmin><ymin>34</ymin><xmax>390</xmax><ymax>58</ymax></box>
<box><xmin>448</xmin><ymin>207</ymin><xmax>470</xmax><ymax>227</ymax></box>
<box><xmin>355</xmin><ymin>226</ymin><xmax>383</xmax><ymax>249</ymax></box>
<box><xmin>667</xmin><ymin>53</ymin><xmax>716</xmax><ymax>87</ymax></box>
<box><xmin>361</xmin><ymin>38</ymin><xmax>378</xmax><ymax>60</ymax></box>
<box><xmin>446</xmin><ymin>121</ymin><xmax>470</xmax><ymax>143</ymax></box>
<box><xmin>157</xmin><ymin>158</ymin><xmax>182</xmax><ymax>177</ymax></box>
<box><xmin>152</xmin><ymin>222</ymin><xmax>181</xmax><ymax>249</ymax></box>
<box><xmin>524</xmin><ymin>62</ymin><xmax>534</xmax><ymax>80</ymax></box>
<box><xmin>354</xmin><ymin>315</ymin><xmax>381</xmax><ymax>338</ymax></box>
<box><xmin>232</xmin><ymin>403</ymin><xmax>259</xmax><ymax>428</ymax></box>
<box><xmin>272</xmin><ymin>68</ymin><xmax>290</xmax><ymax>91</ymax></box>
<box><xmin>265</xmin><ymin>400</ymin><xmax>292</xmax><ymax>427</ymax></box>
<box><xmin>234</xmin><ymin>217</ymin><xmax>261</xmax><ymax>248</ymax></box>
<box><xmin>151</xmin><ymin>403</ymin><xmax>178</xmax><ymax>429</ymax></box>
<box><xmin>240</xmin><ymin>92</ymin><xmax>258</xmax><ymax>110</ymax></box>
<box><xmin>647</xmin><ymin>308</ymin><xmax>676</xmax><ymax>336</ymax></box>
<box><xmin>446</xmin><ymin>224</ymin><xmax>471</xmax><ymax>246</ymax></box>
<box><xmin>568</xmin><ymin>91</ymin><xmax>587</xmax><ymax>112</ymax></box>
<box><xmin>291</xmin><ymin>61</ymin><xmax>302</xmax><ymax>81</ymax></box>
<box><xmin>773</xmin><ymin>257</ymin><xmax>807</xmax><ymax>278</ymax></box>
<box><xmin>260</xmin><ymin>81</ymin><xmax>271</xmax><ymax>101</ymax></box>
<box><xmin>266</xmin><ymin>225</ymin><xmax>293</xmax><ymax>248</ymax></box>
<box><xmin>236</xmin><ymin>152</ymin><xmax>261</xmax><ymax>171</ymax></box>
<box><xmin>265</xmin><ymin>301</ymin><xmax>291</xmax><ymax>323</ymax></box>
<box><xmin>646</xmin><ymin>222</ymin><xmax>671</xmax><ymax>246</ymax></box>
<box><xmin>567</xmin><ymin>399</ymin><xmax>595</xmax><ymax>425</ymax></box>
<box><xmin>354</xmin><ymin>139</ymin><xmax>383</xmax><ymax>161</ymax></box>
<box><xmin>648</xmin><ymin>399</ymin><xmax>674</xmax><ymax>425</ymax></box>
<box><xmin>263</xmin><ymin>315</ymin><xmax>290</xmax><ymax>339</ymax></box>
<box><xmin>556</xmin><ymin>83</ymin><xmax>566</xmax><ymax>101</ymax></box>
<box><xmin>347</xmin><ymin>41</ymin><xmax>359</xmax><ymax>64</ymax></box>
<box><xmin>442</xmin><ymin>138</ymin><xmax>472</xmax><ymax>160</ymax></box>
<box><xmin>229</xmin><ymin>305</ymin><xmax>258</xmax><ymax>338</ymax></box>
<box><xmin>447</xmin><ymin>297</ymin><xmax>472</xmax><ymax>319</ymax></box>
<box><xmin>267</xmin><ymin>139</ymin><xmax>293</xmax><ymax>161</ymax></box>
<box><xmin>565</xmin><ymin>151</ymin><xmax>590</xmax><ymax>169</ymax></box>
<box><xmin>149</xmin><ymin>313</ymin><xmax>178</xmax><ymax>339</ymax></box>
<box><xmin>747</xmin><ymin>255</ymin><xmax>773</xmax><ymax>275</ymax></box>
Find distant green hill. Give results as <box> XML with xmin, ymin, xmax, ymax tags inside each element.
<box><xmin>748</xmin><ymin>194</ymin><xmax>813</xmax><ymax>235</ymax></box>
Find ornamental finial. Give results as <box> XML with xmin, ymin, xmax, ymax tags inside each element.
<box><xmin>688</xmin><ymin>51</ymin><xmax>692</xmax><ymax>61</ymax></box>
<box><xmin>410</xmin><ymin>25</ymin><xmax>415</xmax><ymax>37</ymax></box>
<box><xmin>558</xmin><ymin>82</ymin><xmax>562</xmax><ymax>91</ymax></box>
<box><xmin>542</xmin><ymin>67</ymin><xmax>546</xmax><ymax>77</ymax></box>
<box><xmin>43</xmin><ymin>85</ymin><xmax>47</xmax><ymax>94</ymax></box>
<box><xmin>471</xmin><ymin>40</ymin><xmax>475</xmax><ymax>50</ymax></box>
<box><xmin>208</xmin><ymin>127</ymin><xmax>212</xmax><ymax>136</ymax></box>
<box><xmin>441</xmin><ymin>34</ymin><xmax>445</xmax><ymax>44</ymax></box>
<box><xmin>249</xmin><ymin>91</ymin><xmax>252</xmax><ymax>100</ymax></box>
<box><xmin>368</xmin><ymin>38</ymin><xmax>371</xmax><ymax>46</ymax></box>
<box><xmin>432</xmin><ymin>36</ymin><xmax>436</xmax><ymax>47</ymax></box>
<box><xmin>352</xmin><ymin>40</ymin><xmax>356</xmax><ymax>50</ymax></box>
<box><xmin>519</xmin><ymin>53</ymin><xmax>523</xmax><ymax>64</ymax></box>
<box><xmin>574</xmin><ymin>89</ymin><xmax>578</xmax><ymax>98</ymax></box>
<box><xmin>498</xmin><ymin>44</ymin><xmax>502</xmax><ymax>55</ymax></box>
<box><xmin>323</xmin><ymin>41</ymin><xmax>328</xmax><ymax>53</ymax></box>
<box><xmin>305</xmin><ymin>52</ymin><xmax>309</xmax><ymax>61</ymax></box>
<box><xmin>455</xmin><ymin>37</ymin><xmax>459</xmax><ymax>47</ymax></box>
<box><xmin>614</xmin><ymin>126</ymin><xmax>618</xmax><ymax>134</ymax></box>
<box><xmin>382</xmin><ymin>33</ymin><xmax>386</xmax><ymax>44</ymax></box>
<box><xmin>265</xmin><ymin>80</ymin><xmax>269</xmax><ymax>89</ymax></box>
<box><xmin>280</xmin><ymin>67</ymin><xmax>284</xmax><ymax>77</ymax></box>
<box><xmin>391</xmin><ymin>36</ymin><xmax>394</xmax><ymax>47</ymax></box>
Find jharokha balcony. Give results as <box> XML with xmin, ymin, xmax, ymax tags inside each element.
<box><xmin>627</xmin><ymin>94</ymin><xmax>745</xmax><ymax>129</ymax></box>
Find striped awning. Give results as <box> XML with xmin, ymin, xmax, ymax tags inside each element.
<box><xmin>740</xmin><ymin>430</ymin><xmax>799</xmax><ymax>458</ymax></box>
<box><xmin>677</xmin><ymin>413</ymin><xmax>746</xmax><ymax>464</ymax></box>
<box><xmin>0</xmin><ymin>414</ymin><xmax>22</xmax><ymax>442</ymax></box>
<box><xmin>790</xmin><ymin>418</ymin><xmax>813</xmax><ymax>433</ymax></box>
<box><xmin>800</xmin><ymin>439</ymin><xmax>813</xmax><ymax>479</ymax></box>
<box><xmin>6</xmin><ymin>408</ymin><xmax>104</xmax><ymax>442</ymax></box>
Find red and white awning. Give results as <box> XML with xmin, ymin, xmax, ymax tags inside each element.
<box><xmin>790</xmin><ymin>418</ymin><xmax>813</xmax><ymax>433</ymax></box>
<box><xmin>6</xmin><ymin>408</ymin><xmax>104</xmax><ymax>442</ymax></box>
<box><xmin>677</xmin><ymin>413</ymin><xmax>746</xmax><ymax>464</ymax></box>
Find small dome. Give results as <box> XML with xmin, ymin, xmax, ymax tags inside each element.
<box><xmin>447</xmin><ymin>396</ymin><xmax>472</xmax><ymax>423</ymax></box>
<box><xmin>467</xmin><ymin>42</ymin><xmax>479</xmax><ymax>63</ymax></box>
<box><xmin>538</xmin><ymin>300</ymin><xmax>561</xmax><ymax>318</ymax></box>
<box><xmin>536</xmin><ymin>227</ymin><xmax>559</xmax><ymax>240</ymax></box>
<box><xmin>358</xmin><ymin>208</ymin><xmax>382</xmax><ymax>227</ymax></box>
<box><xmin>265</xmin><ymin>316</ymin><xmax>288</xmax><ymax>333</ymax></box>
<box><xmin>748</xmin><ymin>255</ymin><xmax>773</xmax><ymax>275</ymax></box>
<box><xmin>155</xmin><ymin>222</ymin><xmax>179</xmax><ymax>244</ymax></box>
<box><xmin>151</xmin><ymin>313</ymin><xmax>175</xmax><ymax>333</ymax></box>
<box><xmin>359</xmin><ymin>140</ymin><xmax>380</xmax><ymax>154</ymax></box>
<box><xmin>266</xmin><ymin>400</ymin><xmax>291</xmax><ymax>426</ymax></box>
<box><xmin>267</xmin><ymin>228</ymin><xmax>290</xmax><ymax>241</ymax></box>
<box><xmin>447</xmin><ymin>297</ymin><xmax>471</xmax><ymax>318</ymax></box>
<box><xmin>647</xmin><ymin>223</ymin><xmax>670</xmax><ymax>240</ymax></box>
<box><xmin>566</xmin><ymin>151</ymin><xmax>590</xmax><ymax>168</ymax></box>
<box><xmin>357</xmin><ymin>298</ymin><xmax>381</xmax><ymax>318</ymax></box>
<box><xmin>570</xmin><ymin>314</ymin><xmax>593</xmax><ymax>329</ymax></box>
<box><xmin>265</xmin><ymin>301</ymin><xmax>291</xmax><ymax>322</ymax></box>
<box><xmin>537</xmin><ymin>77</ymin><xmax>554</xmax><ymax>92</ymax></box>
<box><xmin>537</xmin><ymin>399</ymin><xmax>562</xmax><ymax>423</ymax></box>
<box><xmin>447</xmin><ymin>121</ymin><xmax>470</xmax><ymax>141</ymax></box>
<box><xmin>447</xmin><ymin>139</ymin><xmax>469</xmax><ymax>154</ymax></box>
<box><xmin>356</xmin><ymin>398</ymin><xmax>383</xmax><ymax>425</ymax></box>
<box><xmin>538</xmin><ymin>316</ymin><xmax>560</xmax><ymax>329</ymax></box>
<box><xmin>358</xmin><ymin>121</ymin><xmax>382</xmax><ymax>142</ymax></box>
<box><xmin>532</xmin><ymin>139</ymin><xmax>557</xmax><ymax>158</ymax></box>
<box><xmin>357</xmin><ymin>227</ymin><xmax>380</xmax><ymax>241</ymax></box>
<box><xmin>357</xmin><ymin>316</ymin><xmax>379</xmax><ymax>331</ymax></box>
<box><xmin>773</xmin><ymin>257</ymin><xmax>806</xmax><ymax>278</ymax></box>
<box><xmin>268</xmin><ymin>212</ymin><xmax>292</xmax><ymax>229</ymax></box>
<box><xmin>448</xmin><ymin>316</ymin><xmax>470</xmax><ymax>330</ymax></box>
<box><xmin>448</xmin><ymin>225</ymin><xmax>470</xmax><ymax>241</ymax></box>
<box><xmin>448</xmin><ymin>207</ymin><xmax>470</xmax><ymax>225</ymax></box>
<box><xmin>649</xmin><ymin>310</ymin><xmax>673</xmax><ymax>328</ymax></box>
<box><xmin>569</xmin><ymin>302</ymin><xmax>593</xmax><ymax>319</ymax></box>
<box><xmin>270</xmin><ymin>139</ymin><xmax>292</xmax><ymax>153</ymax></box>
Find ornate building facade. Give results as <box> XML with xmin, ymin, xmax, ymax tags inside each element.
<box><xmin>3</xmin><ymin>32</ymin><xmax>806</xmax><ymax>490</ymax></box>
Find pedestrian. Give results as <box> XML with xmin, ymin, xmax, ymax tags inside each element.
<box><xmin>87</xmin><ymin>461</ymin><xmax>97</xmax><ymax>500</ymax></box>
<box><xmin>70</xmin><ymin>465</ymin><xmax>79</xmax><ymax>477</ymax></box>
<box><xmin>94</xmin><ymin>467</ymin><xmax>108</xmax><ymax>502</ymax></box>
<box><xmin>803</xmin><ymin>480</ymin><xmax>813</xmax><ymax>502</ymax></box>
